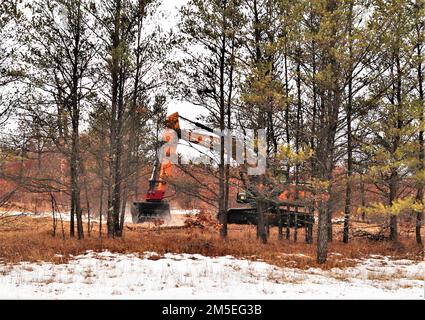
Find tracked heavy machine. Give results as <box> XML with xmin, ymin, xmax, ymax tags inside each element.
<box><xmin>131</xmin><ymin>112</ymin><xmax>314</xmax><ymax>229</ymax></box>
<box><xmin>227</xmin><ymin>184</ymin><xmax>314</xmax><ymax>228</ymax></box>
<box><xmin>131</xmin><ymin>112</ymin><xmax>220</xmax><ymax>223</ymax></box>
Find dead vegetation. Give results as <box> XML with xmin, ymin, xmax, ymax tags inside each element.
<box><xmin>0</xmin><ymin>216</ymin><xmax>423</xmax><ymax>270</ymax></box>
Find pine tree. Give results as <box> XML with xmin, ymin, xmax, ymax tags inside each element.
<box><xmin>238</xmin><ymin>0</ymin><xmax>290</xmax><ymax>243</ymax></box>
<box><xmin>179</xmin><ymin>0</ymin><xmax>243</xmax><ymax>239</ymax></box>
<box><xmin>89</xmin><ymin>0</ymin><xmax>168</xmax><ymax>237</ymax></box>
<box><xmin>360</xmin><ymin>0</ymin><xmax>419</xmax><ymax>242</ymax></box>
<box><xmin>24</xmin><ymin>0</ymin><xmax>99</xmax><ymax>239</ymax></box>
<box><xmin>411</xmin><ymin>0</ymin><xmax>424</xmax><ymax>245</ymax></box>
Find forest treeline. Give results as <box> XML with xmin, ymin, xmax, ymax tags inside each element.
<box><xmin>0</xmin><ymin>0</ymin><xmax>424</xmax><ymax>264</ymax></box>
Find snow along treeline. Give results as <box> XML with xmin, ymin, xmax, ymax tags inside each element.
<box><xmin>0</xmin><ymin>251</ymin><xmax>423</xmax><ymax>299</ymax></box>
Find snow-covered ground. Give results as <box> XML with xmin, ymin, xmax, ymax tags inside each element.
<box><xmin>0</xmin><ymin>251</ymin><xmax>423</xmax><ymax>299</ymax></box>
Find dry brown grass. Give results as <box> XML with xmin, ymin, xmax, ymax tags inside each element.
<box><xmin>0</xmin><ymin>216</ymin><xmax>423</xmax><ymax>270</ymax></box>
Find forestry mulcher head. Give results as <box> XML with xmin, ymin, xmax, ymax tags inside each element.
<box><xmin>131</xmin><ymin>201</ymin><xmax>171</xmax><ymax>223</ymax></box>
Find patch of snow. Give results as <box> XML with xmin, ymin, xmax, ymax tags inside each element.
<box><xmin>171</xmin><ymin>209</ymin><xmax>199</xmax><ymax>216</ymax></box>
<box><xmin>3</xmin><ymin>209</ymin><xmax>199</xmax><ymax>224</ymax></box>
<box><xmin>0</xmin><ymin>211</ymin><xmax>39</xmax><ymax>217</ymax></box>
<box><xmin>0</xmin><ymin>251</ymin><xmax>423</xmax><ymax>299</ymax></box>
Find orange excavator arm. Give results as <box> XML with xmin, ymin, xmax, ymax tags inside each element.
<box><xmin>144</xmin><ymin>112</ymin><xmax>218</xmax><ymax>202</ymax></box>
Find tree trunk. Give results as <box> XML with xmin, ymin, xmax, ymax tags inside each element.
<box><xmin>317</xmin><ymin>200</ymin><xmax>328</xmax><ymax>264</ymax></box>
<box><xmin>389</xmin><ymin>170</ymin><xmax>398</xmax><ymax>242</ymax></box>
<box><xmin>327</xmin><ymin>202</ymin><xmax>333</xmax><ymax>242</ymax></box>
<box><xmin>306</xmin><ymin>200</ymin><xmax>314</xmax><ymax>244</ymax></box>
<box><xmin>360</xmin><ymin>175</ymin><xmax>366</xmax><ymax>221</ymax></box>
<box><xmin>286</xmin><ymin>204</ymin><xmax>290</xmax><ymax>240</ymax></box>
<box><xmin>108</xmin><ymin>0</ymin><xmax>122</xmax><ymax>238</ymax></box>
<box><xmin>343</xmin><ymin>3</ymin><xmax>354</xmax><ymax>244</ymax></box>
<box><xmin>218</xmin><ymin>1</ymin><xmax>227</xmax><ymax>239</ymax></box>
<box><xmin>98</xmin><ymin>131</ymin><xmax>105</xmax><ymax>239</ymax></box>
<box><xmin>70</xmin><ymin>115</ymin><xmax>83</xmax><ymax>239</ymax></box>
<box><xmin>112</xmin><ymin>66</ymin><xmax>125</xmax><ymax>236</ymax></box>
<box><xmin>70</xmin><ymin>2</ymin><xmax>83</xmax><ymax>240</ymax></box>
<box><xmin>388</xmin><ymin>47</ymin><xmax>403</xmax><ymax>242</ymax></box>
<box><xmin>223</xmin><ymin>32</ymin><xmax>236</xmax><ymax>239</ymax></box>
<box><xmin>315</xmin><ymin>0</ymin><xmax>340</xmax><ymax>263</ymax></box>
<box><xmin>308</xmin><ymin>13</ymin><xmax>317</xmax><ymax>246</ymax></box>
<box><xmin>277</xmin><ymin>206</ymin><xmax>283</xmax><ymax>240</ymax></box>
<box><xmin>119</xmin><ymin>9</ymin><xmax>145</xmax><ymax>235</ymax></box>
<box><xmin>294</xmin><ymin>46</ymin><xmax>302</xmax><ymax>243</ymax></box>
<box><xmin>72</xmin><ymin>117</ymin><xmax>84</xmax><ymax>239</ymax></box>
<box><xmin>415</xmin><ymin>21</ymin><xmax>424</xmax><ymax>245</ymax></box>
<box><xmin>257</xmin><ymin>198</ymin><xmax>267</xmax><ymax>244</ymax></box>
<box><xmin>84</xmin><ymin>179</ymin><xmax>91</xmax><ymax>237</ymax></box>
<box><xmin>284</xmin><ymin>41</ymin><xmax>291</xmax><ymax>181</ymax></box>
